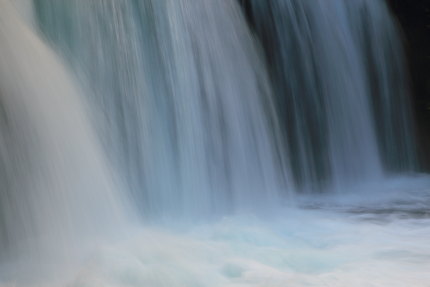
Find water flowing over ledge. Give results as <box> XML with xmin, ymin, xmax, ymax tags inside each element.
<box><xmin>0</xmin><ymin>0</ymin><xmax>428</xmax><ymax>286</ymax></box>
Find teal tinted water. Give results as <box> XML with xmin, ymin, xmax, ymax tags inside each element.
<box><xmin>0</xmin><ymin>0</ymin><xmax>427</xmax><ymax>286</ymax></box>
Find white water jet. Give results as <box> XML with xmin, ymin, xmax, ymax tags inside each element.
<box><xmin>0</xmin><ymin>0</ymin><xmax>129</xmax><ymax>282</ymax></box>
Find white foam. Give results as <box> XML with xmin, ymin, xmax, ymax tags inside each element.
<box><xmin>4</xmin><ymin>182</ymin><xmax>430</xmax><ymax>287</ymax></box>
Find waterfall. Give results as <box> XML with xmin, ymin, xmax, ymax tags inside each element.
<box><xmin>30</xmin><ymin>0</ymin><xmax>418</xmax><ymax>212</ymax></box>
<box><xmin>33</xmin><ymin>0</ymin><xmax>292</xmax><ymax>220</ymax></box>
<box><xmin>0</xmin><ymin>0</ymin><xmax>427</xmax><ymax>286</ymax></box>
<box><xmin>245</xmin><ymin>0</ymin><xmax>417</xmax><ymax>191</ymax></box>
<box><xmin>0</xmin><ymin>0</ymin><xmax>128</xmax><ymax>269</ymax></box>
<box><xmin>0</xmin><ymin>0</ymin><xmax>416</xmax><ymax>227</ymax></box>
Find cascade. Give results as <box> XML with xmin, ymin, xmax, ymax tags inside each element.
<box><xmin>245</xmin><ymin>0</ymin><xmax>417</xmax><ymax>191</ymax></box>
<box><xmin>33</xmin><ymin>0</ymin><xmax>291</xmax><ymax>219</ymax></box>
<box><xmin>1</xmin><ymin>1</ymin><xmax>428</xmax><ymax>286</ymax></box>
<box><xmin>0</xmin><ymin>0</ymin><xmax>127</xmax><ymax>269</ymax></box>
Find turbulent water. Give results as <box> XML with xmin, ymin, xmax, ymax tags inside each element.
<box><xmin>3</xmin><ymin>177</ymin><xmax>430</xmax><ymax>287</ymax></box>
<box><xmin>0</xmin><ymin>0</ymin><xmax>429</xmax><ymax>286</ymax></box>
<box><xmin>61</xmin><ymin>181</ymin><xmax>430</xmax><ymax>287</ymax></box>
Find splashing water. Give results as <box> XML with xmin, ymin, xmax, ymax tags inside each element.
<box><xmin>4</xmin><ymin>177</ymin><xmax>430</xmax><ymax>287</ymax></box>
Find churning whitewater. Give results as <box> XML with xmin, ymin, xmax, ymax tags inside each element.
<box><xmin>0</xmin><ymin>0</ymin><xmax>429</xmax><ymax>286</ymax></box>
